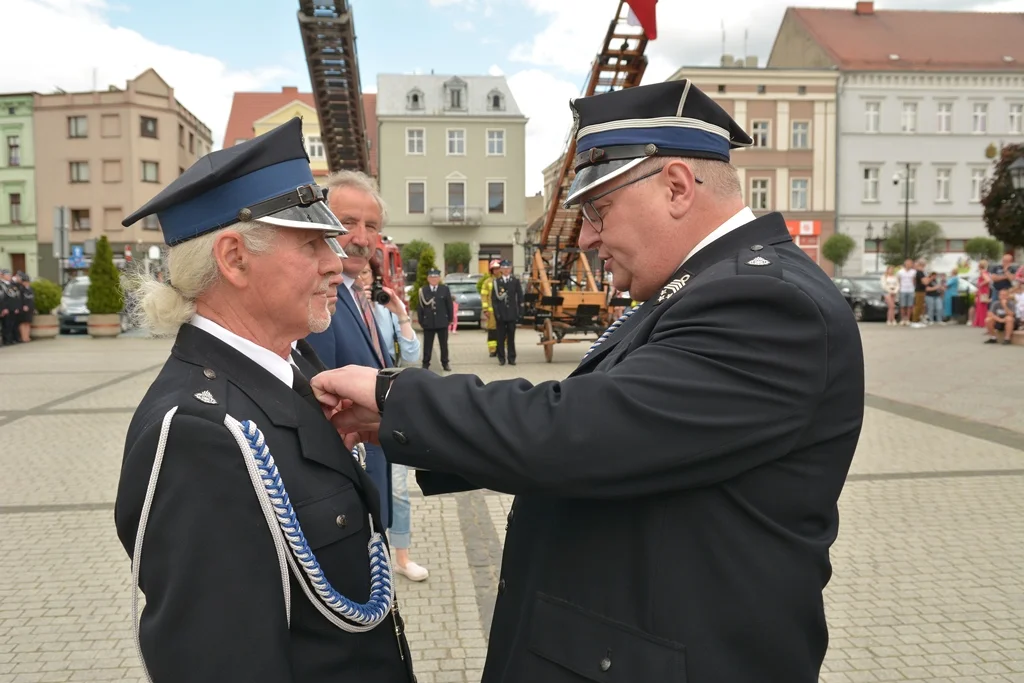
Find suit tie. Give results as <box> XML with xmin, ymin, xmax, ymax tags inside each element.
<box><xmin>583</xmin><ymin>306</ymin><xmax>638</xmax><ymax>359</ymax></box>
<box><xmin>290</xmin><ymin>363</ymin><xmax>322</xmax><ymax>412</ymax></box>
<box><xmin>353</xmin><ymin>285</ymin><xmax>386</xmax><ymax>367</ymax></box>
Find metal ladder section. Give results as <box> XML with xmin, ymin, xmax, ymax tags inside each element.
<box><xmin>297</xmin><ymin>0</ymin><xmax>370</xmax><ymax>175</ymax></box>
<box><xmin>536</xmin><ymin>0</ymin><xmax>650</xmax><ymax>279</ymax></box>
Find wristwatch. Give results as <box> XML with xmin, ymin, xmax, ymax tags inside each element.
<box><xmin>375</xmin><ymin>367</ymin><xmax>405</xmax><ymax>414</ymax></box>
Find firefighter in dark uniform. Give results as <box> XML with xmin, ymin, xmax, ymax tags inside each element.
<box><xmin>490</xmin><ymin>260</ymin><xmax>523</xmax><ymax>366</ymax></box>
<box><xmin>312</xmin><ymin>80</ymin><xmax>865</xmax><ymax>683</ymax></box>
<box><xmin>17</xmin><ymin>273</ymin><xmax>34</xmax><ymax>343</ymax></box>
<box><xmin>0</xmin><ymin>270</ymin><xmax>18</xmax><ymax>346</ymax></box>
<box><xmin>415</xmin><ymin>268</ymin><xmax>453</xmax><ymax>371</ymax></box>
<box><xmin>113</xmin><ymin>117</ymin><xmax>414</xmax><ymax>683</ymax></box>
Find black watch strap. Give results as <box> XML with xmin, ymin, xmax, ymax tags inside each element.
<box><xmin>375</xmin><ymin>368</ymin><xmax>404</xmax><ymax>414</ymax></box>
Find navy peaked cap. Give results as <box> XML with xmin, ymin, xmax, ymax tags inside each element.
<box><xmin>122</xmin><ymin>117</ymin><xmax>344</xmax><ymax>245</ymax></box>
<box><xmin>564</xmin><ymin>80</ymin><xmax>752</xmax><ymax>207</ymax></box>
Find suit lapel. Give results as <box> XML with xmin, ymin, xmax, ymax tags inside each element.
<box><xmin>338</xmin><ymin>285</ymin><xmax>376</xmax><ymax>351</ymax></box>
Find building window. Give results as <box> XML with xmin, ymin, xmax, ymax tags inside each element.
<box><xmin>9</xmin><ymin>193</ymin><xmax>21</xmax><ymax>224</ymax></box>
<box><xmin>946</xmin><ymin>239</ymin><xmax>966</xmax><ymax>253</ymax></box>
<box><xmin>306</xmin><ymin>136</ymin><xmax>324</xmax><ymax>159</ymax></box>
<box><xmin>972</xmin><ymin>103</ymin><xmax>988</xmax><ymax>133</ymax></box>
<box><xmin>791</xmin><ymin>121</ymin><xmax>809</xmax><ymax>149</ymax></box>
<box><xmin>406</xmin><ymin>89</ymin><xmax>424</xmax><ymax>110</ymax></box>
<box><xmin>69</xmin><ymin>161</ymin><xmax>89</xmax><ymax>183</ymax></box>
<box><xmin>179</xmin><ymin>124</ymin><xmax>185</xmax><ymax>147</ymax></box>
<box><xmin>751</xmin><ymin>121</ymin><xmax>770</xmax><ymax>148</ymax></box>
<box><xmin>487</xmin><ymin>90</ymin><xmax>505</xmax><ymax>111</ymax></box>
<box><xmin>864</xmin><ymin>102</ymin><xmax>880</xmax><ymax>133</ymax></box>
<box><xmin>970</xmin><ymin>168</ymin><xmax>986</xmax><ymax>202</ymax></box>
<box><xmin>447</xmin><ymin>129</ymin><xmax>466</xmax><ymax>155</ymax></box>
<box><xmin>1009</xmin><ymin>103</ymin><xmax>1023</xmax><ymax>134</ymax></box>
<box><xmin>189</xmin><ymin>131</ymin><xmax>195</xmax><ymax>153</ymax></box>
<box><xmin>757</xmin><ymin>85</ymin><xmax>766</xmax><ymax>94</ymax></box>
<box><xmin>898</xmin><ymin>166</ymin><xmax>917</xmax><ymax>202</ymax></box>
<box><xmin>863</xmin><ymin>167</ymin><xmax>879</xmax><ymax>201</ymax></box>
<box><xmin>936</xmin><ymin>102</ymin><xmax>952</xmax><ymax>133</ymax></box>
<box><xmin>444</xmin><ymin>79</ymin><xmax>467</xmax><ymax>111</ymax></box>
<box><xmin>406</xmin><ymin>128</ymin><xmax>425</xmax><ymax>155</ymax></box>
<box><xmin>71</xmin><ymin>209</ymin><xmax>91</xmax><ymax>231</ymax></box>
<box><xmin>6</xmin><ymin>136</ymin><xmax>20</xmax><ymax>166</ymax></box>
<box><xmin>790</xmin><ymin>178</ymin><xmax>809</xmax><ymax>210</ymax></box>
<box><xmin>140</xmin><ymin>116</ymin><xmax>158</xmax><ymax>138</ymax></box>
<box><xmin>142</xmin><ymin>161</ymin><xmax>159</xmax><ymax>183</ymax></box>
<box><xmin>68</xmin><ymin>116</ymin><xmax>87</xmax><ymax>138</ymax></box>
<box><xmin>143</xmin><ymin>215</ymin><xmax>160</xmax><ymax>231</ymax></box>
<box><xmin>486</xmin><ymin>130</ymin><xmax>505</xmax><ymax>155</ymax></box>
<box><xmin>750</xmin><ymin>178</ymin><xmax>769</xmax><ymax>210</ymax></box>
<box><xmin>407</xmin><ymin>182</ymin><xmax>425</xmax><ymax>214</ymax></box>
<box><xmin>447</xmin><ymin>181</ymin><xmax>466</xmax><ymax>220</ymax></box>
<box><xmin>487</xmin><ymin>181</ymin><xmax>505</xmax><ymax>214</ymax></box>
<box><xmin>935</xmin><ymin>167</ymin><xmax>951</xmax><ymax>202</ymax></box>
<box><xmin>900</xmin><ymin>102</ymin><xmax>917</xmax><ymax>133</ymax></box>
<box><xmin>717</xmin><ymin>85</ymin><xmax>726</xmax><ymax>93</ymax></box>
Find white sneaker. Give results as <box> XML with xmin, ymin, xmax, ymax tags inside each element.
<box><xmin>395</xmin><ymin>561</ymin><xmax>429</xmax><ymax>581</ymax></box>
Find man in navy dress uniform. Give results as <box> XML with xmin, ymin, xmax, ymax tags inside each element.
<box><xmin>312</xmin><ymin>80</ymin><xmax>865</xmax><ymax>682</ymax></box>
<box><xmin>114</xmin><ymin>117</ymin><xmax>414</xmax><ymax>682</ymax></box>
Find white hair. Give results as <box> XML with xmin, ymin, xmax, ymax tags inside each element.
<box><xmin>123</xmin><ymin>221</ymin><xmax>275</xmax><ymax>336</ymax></box>
<box><xmin>629</xmin><ymin>156</ymin><xmax>742</xmax><ymax>198</ymax></box>
<box><xmin>322</xmin><ymin>170</ymin><xmax>389</xmax><ymax>223</ymax></box>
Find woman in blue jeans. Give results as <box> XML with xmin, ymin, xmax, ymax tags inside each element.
<box><xmin>360</xmin><ymin>261</ymin><xmax>430</xmax><ymax>581</ymax></box>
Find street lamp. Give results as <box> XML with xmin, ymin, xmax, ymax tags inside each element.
<box><xmin>893</xmin><ymin>163</ymin><xmax>912</xmax><ymax>260</ymax></box>
<box><xmin>878</xmin><ymin>221</ymin><xmax>889</xmax><ymax>273</ymax></box>
<box><xmin>1009</xmin><ymin>156</ymin><xmax>1024</xmax><ymax>192</ymax></box>
<box><xmin>866</xmin><ymin>222</ymin><xmax>874</xmax><ymax>272</ymax></box>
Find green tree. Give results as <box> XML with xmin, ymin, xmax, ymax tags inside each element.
<box><xmin>400</xmin><ymin>239</ymin><xmax>432</xmax><ymax>281</ymax></box>
<box><xmin>822</xmin><ymin>233</ymin><xmax>856</xmax><ymax>273</ymax></box>
<box><xmin>408</xmin><ymin>245</ymin><xmax>436</xmax><ymax>312</ymax></box>
<box><xmin>964</xmin><ymin>236</ymin><xmax>1004</xmax><ymax>263</ymax></box>
<box><xmin>444</xmin><ymin>242</ymin><xmax>471</xmax><ymax>273</ymax></box>
<box><xmin>981</xmin><ymin>143</ymin><xmax>1024</xmax><ymax>249</ymax></box>
<box><xmin>30</xmin><ymin>278</ymin><xmax>62</xmax><ymax>314</ymax></box>
<box><xmin>86</xmin><ymin>236</ymin><xmax>124</xmax><ymax>314</ymax></box>
<box><xmin>881</xmin><ymin>220</ymin><xmax>945</xmax><ymax>266</ymax></box>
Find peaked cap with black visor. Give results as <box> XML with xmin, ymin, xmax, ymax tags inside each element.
<box><xmin>563</xmin><ymin>80</ymin><xmax>753</xmax><ymax>208</ymax></box>
<box><xmin>122</xmin><ymin>117</ymin><xmax>347</xmax><ymax>256</ymax></box>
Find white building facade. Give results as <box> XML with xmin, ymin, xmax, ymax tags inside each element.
<box><xmin>838</xmin><ymin>72</ymin><xmax>1024</xmax><ymax>275</ymax></box>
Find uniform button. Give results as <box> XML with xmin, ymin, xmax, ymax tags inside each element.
<box><xmin>497</xmin><ymin>578</ymin><xmax>506</xmax><ymax>594</ymax></box>
<box><xmin>392</xmin><ymin>431</ymin><xmax>409</xmax><ymax>445</ymax></box>
<box><xmin>750</xmin><ymin>244</ymin><xmax>763</xmax><ymax>251</ymax></box>
<box><xmin>335</xmin><ymin>515</ymin><xmax>347</xmax><ymax>528</ymax></box>
<box><xmin>599</xmin><ymin>657</ymin><xmax>612</xmax><ymax>672</ymax></box>
<box><xmin>203</xmin><ymin>368</ymin><xmax>216</xmax><ymax>379</ymax></box>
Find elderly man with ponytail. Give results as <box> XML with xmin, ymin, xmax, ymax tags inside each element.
<box><xmin>113</xmin><ymin>118</ymin><xmax>415</xmax><ymax>683</ymax></box>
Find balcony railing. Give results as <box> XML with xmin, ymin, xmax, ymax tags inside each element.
<box><xmin>429</xmin><ymin>206</ymin><xmax>483</xmax><ymax>226</ymax></box>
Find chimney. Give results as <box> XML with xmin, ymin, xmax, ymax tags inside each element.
<box><xmin>855</xmin><ymin>1</ymin><xmax>874</xmax><ymax>15</ymax></box>
<box><xmin>281</xmin><ymin>86</ymin><xmax>299</xmax><ymax>94</ymax></box>
<box><xmin>745</xmin><ymin>55</ymin><xmax>758</xmax><ymax>68</ymax></box>
<box><xmin>720</xmin><ymin>54</ymin><xmax>735</xmax><ymax>67</ymax></box>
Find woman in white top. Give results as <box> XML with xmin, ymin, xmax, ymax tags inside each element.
<box><xmin>880</xmin><ymin>265</ymin><xmax>900</xmax><ymax>325</ymax></box>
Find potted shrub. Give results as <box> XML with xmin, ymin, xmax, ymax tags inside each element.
<box><xmin>29</xmin><ymin>278</ymin><xmax>62</xmax><ymax>339</ymax></box>
<box><xmin>86</xmin><ymin>236</ymin><xmax>124</xmax><ymax>338</ymax></box>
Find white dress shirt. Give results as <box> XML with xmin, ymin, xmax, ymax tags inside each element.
<box><xmin>680</xmin><ymin>206</ymin><xmax>758</xmax><ymax>268</ymax></box>
<box><xmin>190</xmin><ymin>314</ymin><xmax>299</xmax><ymax>387</ymax></box>
<box><xmin>341</xmin><ymin>273</ymin><xmax>361</xmax><ymax>309</ymax></box>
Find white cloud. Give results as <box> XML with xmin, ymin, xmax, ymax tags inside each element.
<box><xmin>0</xmin><ymin>0</ymin><xmax>303</xmax><ymax>149</ymax></box>
<box><xmin>506</xmin><ymin>69</ymin><xmax>580</xmax><ymax>196</ymax></box>
<box><xmin>487</xmin><ymin>64</ymin><xmax>505</xmax><ymax>76</ymax></box>
<box><xmin>454</xmin><ymin>19</ymin><xmax>475</xmax><ymax>31</ymax></box>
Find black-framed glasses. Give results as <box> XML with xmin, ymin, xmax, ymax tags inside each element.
<box><xmin>580</xmin><ymin>165</ymin><xmax>703</xmax><ymax>233</ymax></box>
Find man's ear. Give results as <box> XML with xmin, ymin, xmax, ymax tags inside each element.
<box><xmin>211</xmin><ymin>231</ymin><xmax>250</xmax><ymax>288</ymax></box>
<box><xmin>663</xmin><ymin>160</ymin><xmax>698</xmax><ymax>219</ymax></box>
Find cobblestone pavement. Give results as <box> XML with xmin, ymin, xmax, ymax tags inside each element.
<box><xmin>0</xmin><ymin>322</ymin><xmax>1021</xmax><ymax>682</ymax></box>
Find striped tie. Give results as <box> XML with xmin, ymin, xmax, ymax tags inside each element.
<box><xmin>583</xmin><ymin>306</ymin><xmax>638</xmax><ymax>359</ymax></box>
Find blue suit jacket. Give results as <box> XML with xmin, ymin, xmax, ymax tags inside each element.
<box><xmin>305</xmin><ymin>285</ymin><xmax>393</xmax><ymax>528</ymax></box>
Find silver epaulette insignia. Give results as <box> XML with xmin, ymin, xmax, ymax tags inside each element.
<box><xmin>746</xmin><ymin>256</ymin><xmax>771</xmax><ymax>266</ymax></box>
<box><xmin>657</xmin><ymin>274</ymin><xmax>690</xmax><ymax>303</ymax></box>
<box><xmin>193</xmin><ymin>390</ymin><xmax>218</xmax><ymax>405</ymax></box>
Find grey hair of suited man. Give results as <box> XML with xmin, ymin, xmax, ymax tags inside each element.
<box><xmin>625</xmin><ymin>155</ymin><xmax>742</xmax><ymax>198</ymax></box>
<box><xmin>322</xmin><ymin>169</ymin><xmax>389</xmax><ymax>224</ymax></box>
<box><xmin>123</xmin><ymin>221</ymin><xmax>276</xmax><ymax>336</ymax></box>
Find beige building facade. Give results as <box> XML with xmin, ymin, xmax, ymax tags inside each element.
<box><xmin>375</xmin><ymin>74</ymin><xmax>528</xmax><ymax>275</ymax></box>
<box><xmin>668</xmin><ymin>64</ymin><xmax>839</xmax><ymax>273</ymax></box>
<box><xmin>34</xmin><ymin>69</ymin><xmax>212</xmax><ymax>281</ymax></box>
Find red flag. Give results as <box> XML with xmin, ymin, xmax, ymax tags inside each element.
<box><xmin>625</xmin><ymin>0</ymin><xmax>657</xmax><ymax>40</ymax></box>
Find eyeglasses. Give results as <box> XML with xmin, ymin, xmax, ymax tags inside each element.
<box><xmin>580</xmin><ymin>165</ymin><xmax>703</xmax><ymax>233</ymax></box>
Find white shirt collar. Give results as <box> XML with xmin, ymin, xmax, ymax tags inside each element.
<box><xmin>680</xmin><ymin>206</ymin><xmax>758</xmax><ymax>268</ymax></box>
<box><xmin>189</xmin><ymin>314</ymin><xmax>297</xmax><ymax>387</ymax></box>
<box><xmin>341</xmin><ymin>273</ymin><xmax>361</xmax><ymax>306</ymax></box>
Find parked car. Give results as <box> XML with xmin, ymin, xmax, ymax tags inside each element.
<box><xmin>832</xmin><ymin>277</ymin><xmax>888</xmax><ymax>322</ymax></box>
<box><xmin>57</xmin><ymin>276</ymin><xmax>133</xmax><ymax>334</ymax></box>
<box><xmin>445</xmin><ymin>275</ymin><xmax>482</xmax><ymax>327</ymax></box>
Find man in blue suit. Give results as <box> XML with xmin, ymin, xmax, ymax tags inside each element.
<box><xmin>305</xmin><ymin>171</ymin><xmax>394</xmax><ymax>528</ymax></box>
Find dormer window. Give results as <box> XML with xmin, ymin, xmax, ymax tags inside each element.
<box><xmin>487</xmin><ymin>89</ymin><xmax>505</xmax><ymax>111</ymax></box>
<box><xmin>444</xmin><ymin>77</ymin><xmax>467</xmax><ymax>111</ymax></box>
<box><xmin>406</xmin><ymin>88</ymin><xmax>424</xmax><ymax>110</ymax></box>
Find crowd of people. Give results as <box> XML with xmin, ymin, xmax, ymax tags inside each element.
<box><xmin>0</xmin><ymin>269</ymin><xmax>34</xmax><ymax>347</ymax></box>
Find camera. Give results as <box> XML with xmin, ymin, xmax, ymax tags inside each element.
<box><xmin>371</xmin><ymin>275</ymin><xmax>391</xmax><ymax>305</ymax></box>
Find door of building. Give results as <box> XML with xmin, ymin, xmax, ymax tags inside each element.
<box><xmin>11</xmin><ymin>253</ymin><xmax>26</xmax><ymax>274</ymax></box>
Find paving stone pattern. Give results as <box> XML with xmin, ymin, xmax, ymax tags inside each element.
<box><xmin>0</xmin><ymin>324</ymin><xmax>1021</xmax><ymax>682</ymax></box>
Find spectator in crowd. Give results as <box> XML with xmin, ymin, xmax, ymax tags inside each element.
<box><xmin>925</xmin><ymin>271</ymin><xmax>944</xmax><ymax>324</ymax></box>
<box><xmin>984</xmin><ymin>288</ymin><xmax>1015</xmax><ymax>345</ymax></box>
<box><xmin>989</xmin><ymin>252</ymin><xmax>1018</xmax><ymax>299</ymax></box>
<box><xmin>881</xmin><ymin>265</ymin><xmax>899</xmax><ymax>326</ymax></box>
<box><xmin>943</xmin><ymin>268</ymin><xmax>960</xmax><ymax>322</ymax></box>
<box><xmin>912</xmin><ymin>258</ymin><xmax>928</xmax><ymax>324</ymax></box>
<box><xmin>973</xmin><ymin>259</ymin><xmax>992</xmax><ymax>328</ymax></box>
<box><xmin>896</xmin><ymin>259</ymin><xmax>916</xmax><ymax>326</ymax></box>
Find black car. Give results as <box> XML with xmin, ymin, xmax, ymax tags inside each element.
<box><xmin>445</xmin><ymin>277</ymin><xmax>483</xmax><ymax>327</ymax></box>
<box><xmin>832</xmin><ymin>277</ymin><xmax>888</xmax><ymax>322</ymax></box>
